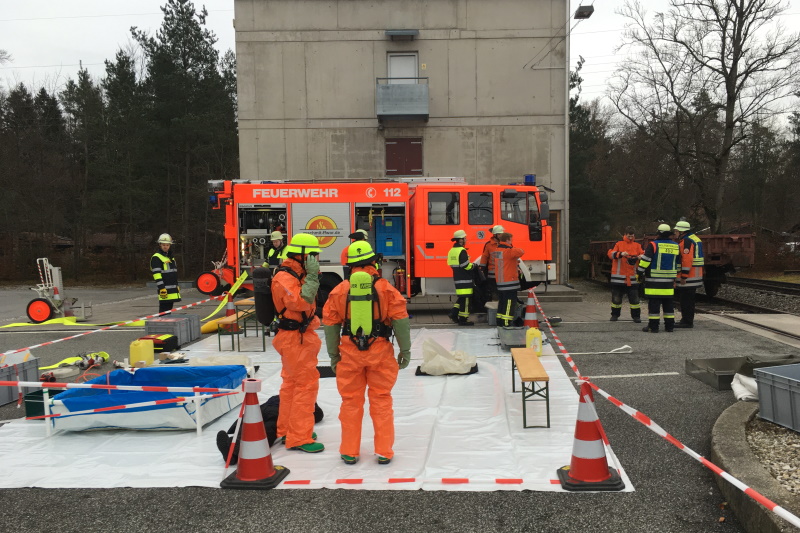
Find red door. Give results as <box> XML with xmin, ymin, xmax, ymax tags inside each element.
<box><xmin>386</xmin><ymin>138</ymin><xmax>423</xmax><ymax>176</ymax></box>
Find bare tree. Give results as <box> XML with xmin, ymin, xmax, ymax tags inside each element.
<box><xmin>609</xmin><ymin>0</ymin><xmax>800</xmax><ymax>231</ymax></box>
<box><xmin>0</xmin><ymin>49</ymin><xmax>11</xmax><ymax>65</ymax></box>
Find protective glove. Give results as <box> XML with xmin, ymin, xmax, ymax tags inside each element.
<box><xmin>330</xmin><ymin>353</ymin><xmax>341</xmax><ymax>374</ymax></box>
<box><xmin>158</xmin><ymin>289</ymin><xmax>168</xmax><ymax>300</ymax></box>
<box><xmin>397</xmin><ymin>350</ymin><xmax>411</xmax><ymax>370</ymax></box>
<box><xmin>304</xmin><ymin>255</ymin><xmax>320</xmax><ymax>277</ymax></box>
<box><xmin>323</xmin><ymin>324</ymin><xmax>341</xmax><ymax>355</ymax></box>
<box><xmin>392</xmin><ymin>317</ymin><xmax>412</xmax><ymax>369</ymax></box>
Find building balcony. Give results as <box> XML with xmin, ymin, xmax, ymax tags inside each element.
<box><xmin>376</xmin><ymin>78</ymin><xmax>429</xmax><ymax>123</ymax></box>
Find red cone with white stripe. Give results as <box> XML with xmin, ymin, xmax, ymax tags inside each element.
<box><xmin>523</xmin><ymin>288</ymin><xmax>539</xmax><ymax>329</ymax></box>
<box><xmin>220</xmin><ymin>292</ymin><xmax>240</xmax><ymax>332</ymax></box>
<box><xmin>221</xmin><ymin>378</ymin><xmax>289</xmax><ymax>490</ymax></box>
<box><xmin>557</xmin><ymin>381</ymin><xmax>624</xmax><ymax>491</ymax></box>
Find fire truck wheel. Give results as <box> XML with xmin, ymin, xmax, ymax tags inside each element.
<box><xmin>27</xmin><ymin>298</ymin><xmax>55</xmax><ymax>323</ymax></box>
<box><xmin>195</xmin><ymin>272</ymin><xmax>222</xmax><ymax>296</ymax></box>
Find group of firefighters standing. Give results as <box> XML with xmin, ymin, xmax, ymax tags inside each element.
<box><xmin>447</xmin><ymin>225</ymin><xmax>527</xmax><ymax>328</ymax></box>
<box><xmin>607</xmin><ymin>220</ymin><xmax>704</xmax><ymax>333</ymax></box>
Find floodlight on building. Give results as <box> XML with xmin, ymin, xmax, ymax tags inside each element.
<box><xmin>385</xmin><ymin>29</ymin><xmax>419</xmax><ymax>41</ymax></box>
<box><xmin>574</xmin><ymin>5</ymin><xmax>594</xmax><ymax>19</ymax></box>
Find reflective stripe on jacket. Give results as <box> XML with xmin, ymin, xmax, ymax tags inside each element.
<box><xmin>150</xmin><ymin>251</ymin><xmax>181</xmax><ymax>301</ymax></box>
<box><xmin>637</xmin><ymin>240</ymin><xmax>679</xmax><ymax>297</ymax></box>
<box><xmin>679</xmin><ymin>233</ymin><xmax>704</xmax><ymax>288</ymax></box>
<box><xmin>607</xmin><ymin>236</ymin><xmax>644</xmax><ymax>286</ymax></box>
<box><xmin>491</xmin><ymin>243</ymin><xmax>524</xmax><ymax>291</ymax></box>
<box><xmin>447</xmin><ymin>245</ymin><xmax>474</xmax><ymax>296</ymax></box>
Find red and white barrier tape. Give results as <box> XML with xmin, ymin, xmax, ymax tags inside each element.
<box><xmin>0</xmin><ymin>381</ymin><xmax>240</xmax><ymax>394</ymax></box>
<box><xmin>27</xmin><ymin>391</ymin><xmax>241</xmax><ymax>420</ymax></box>
<box><xmin>282</xmin><ymin>477</ymin><xmax>563</xmax><ymax>486</ymax></box>
<box><xmin>0</xmin><ymin>296</ymin><xmax>224</xmax><ymax>357</ymax></box>
<box><xmin>532</xmin><ymin>292</ymin><xmax>800</xmax><ymax>529</ymax></box>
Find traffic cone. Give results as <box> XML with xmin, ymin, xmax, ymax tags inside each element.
<box><xmin>557</xmin><ymin>381</ymin><xmax>625</xmax><ymax>491</ymax></box>
<box><xmin>221</xmin><ymin>378</ymin><xmax>289</xmax><ymax>490</ymax></box>
<box><xmin>523</xmin><ymin>288</ymin><xmax>539</xmax><ymax>329</ymax></box>
<box><xmin>220</xmin><ymin>292</ymin><xmax>240</xmax><ymax>332</ymax></box>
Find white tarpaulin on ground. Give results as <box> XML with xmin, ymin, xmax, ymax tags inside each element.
<box><xmin>0</xmin><ymin>328</ymin><xmax>633</xmax><ymax>491</ymax></box>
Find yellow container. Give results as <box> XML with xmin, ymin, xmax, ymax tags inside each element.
<box><xmin>526</xmin><ymin>327</ymin><xmax>543</xmax><ymax>356</ymax></box>
<box><xmin>130</xmin><ymin>339</ymin><xmax>155</xmax><ymax>367</ymax></box>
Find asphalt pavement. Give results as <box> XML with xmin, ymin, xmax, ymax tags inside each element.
<box><xmin>0</xmin><ymin>283</ymin><xmax>777</xmax><ymax>532</ymax></box>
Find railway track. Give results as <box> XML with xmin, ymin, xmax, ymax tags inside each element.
<box><xmin>726</xmin><ymin>277</ymin><xmax>800</xmax><ymax>296</ymax></box>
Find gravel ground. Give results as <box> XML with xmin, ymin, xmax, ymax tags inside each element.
<box><xmin>746</xmin><ymin>417</ymin><xmax>800</xmax><ymax>496</ymax></box>
<box><xmin>713</xmin><ymin>284</ymin><xmax>800</xmax><ymax>315</ymax></box>
<box><xmin>571</xmin><ymin>277</ymin><xmax>800</xmax><ymax>499</ymax></box>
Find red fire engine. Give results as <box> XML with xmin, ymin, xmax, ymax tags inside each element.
<box><xmin>196</xmin><ymin>177</ymin><xmax>555</xmax><ymax>302</ymax></box>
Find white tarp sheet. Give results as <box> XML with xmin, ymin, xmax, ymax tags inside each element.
<box><xmin>0</xmin><ymin>328</ymin><xmax>633</xmax><ymax>491</ymax></box>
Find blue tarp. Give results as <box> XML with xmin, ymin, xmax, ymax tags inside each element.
<box><xmin>54</xmin><ymin>365</ymin><xmax>246</xmax><ymax>414</ymax></box>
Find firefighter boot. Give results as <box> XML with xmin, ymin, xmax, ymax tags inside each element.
<box><xmin>458</xmin><ymin>318</ymin><xmax>475</xmax><ymax>327</ymax></box>
<box><xmin>448</xmin><ymin>307</ymin><xmax>460</xmax><ymax>324</ymax></box>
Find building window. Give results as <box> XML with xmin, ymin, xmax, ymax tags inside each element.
<box><xmin>388</xmin><ymin>52</ymin><xmax>418</xmax><ymax>84</ymax></box>
<box><xmin>385</xmin><ymin>138</ymin><xmax>423</xmax><ymax>176</ymax></box>
<box><xmin>428</xmin><ymin>192</ymin><xmax>460</xmax><ymax>225</ymax></box>
<box><xmin>468</xmin><ymin>192</ymin><xmax>493</xmax><ymax>226</ymax></box>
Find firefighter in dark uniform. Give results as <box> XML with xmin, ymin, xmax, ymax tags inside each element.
<box><xmin>673</xmin><ymin>220</ymin><xmax>704</xmax><ymax>328</ymax></box>
<box><xmin>264</xmin><ymin>230</ymin><xmax>287</xmax><ymax>272</ymax></box>
<box><xmin>637</xmin><ymin>224</ymin><xmax>680</xmax><ymax>333</ymax></box>
<box><xmin>150</xmin><ymin>233</ymin><xmax>181</xmax><ymax>313</ymax></box>
<box><xmin>447</xmin><ymin>229</ymin><xmax>475</xmax><ymax>326</ymax></box>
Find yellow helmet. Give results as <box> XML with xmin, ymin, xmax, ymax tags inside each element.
<box><xmin>157</xmin><ymin>233</ymin><xmax>174</xmax><ymax>244</ymax></box>
<box><xmin>451</xmin><ymin>229</ymin><xmax>467</xmax><ymax>241</ymax></box>
<box><xmin>285</xmin><ymin>233</ymin><xmax>320</xmax><ymax>255</ymax></box>
<box><xmin>347</xmin><ymin>241</ymin><xmax>376</xmax><ymax>264</ymax></box>
<box><xmin>657</xmin><ymin>224</ymin><xmax>672</xmax><ymax>233</ymax></box>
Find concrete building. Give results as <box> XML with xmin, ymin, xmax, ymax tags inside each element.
<box><xmin>234</xmin><ymin>0</ymin><xmax>570</xmax><ymax>282</ymax></box>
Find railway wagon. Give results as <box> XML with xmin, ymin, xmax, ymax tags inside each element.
<box><xmin>586</xmin><ymin>234</ymin><xmax>756</xmax><ymax>297</ymax></box>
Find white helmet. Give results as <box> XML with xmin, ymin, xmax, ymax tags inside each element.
<box><xmin>269</xmin><ymin>231</ymin><xmax>284</xmax><ymax>241</ymax></box>
<box><xmin>674</xmin><ymin>220</ymin><xmax>691</xmax><ymax>232</ymax></box>
<box><xmin>491</xmin><ymin>225</ymin><xmax>505</xmax><ymax>234</ymax></box>
<box><xmin>157</xmin><ymin>233</ymin><xmax>174</xmax><ymax>244</ymax></box>
<box><xmin>657</xmin><ymin>224</ymin><xmax>672</xmax><ymax>233</ymax></box>
<box><xmin>451</xmin><ymin>229</ymin><xmax>467</xmax><ymax>241</ymax></box>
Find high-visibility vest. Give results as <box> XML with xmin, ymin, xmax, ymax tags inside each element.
<box><xmin>447</xmin><ymin>245</ymin><xmax>474</xmax><ymax>296</ymax></box>
<box><xmin>637</xmin><ymin>240</ymin><xmax>679</xmax><ymax>297</ymax></box>
<box><xmin>150</xmin><ymin>252</ymin><xmax>180</xmax><ymax>301</ymax></box>
<box><xmin>679</xmin><ymin>233</ymin><xmax>704</xmax><ymax>288</ymax></box>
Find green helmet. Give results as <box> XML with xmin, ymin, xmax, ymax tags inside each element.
<box><xmin>285</xmin><ymin>233</ymin><xmax>320</xmax><ymax>255</ymax></box>
<box><xmin>674</xmin><ymin>220</ymin><xmax>691</xmax><ymax>232</ymax></box>
<box><xmin>347</xmin><ymin>241</ymin><xmax>376</xmax><ymax>264</ymax></box>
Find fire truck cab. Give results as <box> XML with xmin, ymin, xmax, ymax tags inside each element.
<box><xmin>197</xmin><ymin>177</ymin><xmax>555</xmax><ymax>302</ymax></box>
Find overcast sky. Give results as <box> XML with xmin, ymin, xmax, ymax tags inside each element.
<box><xmin>1</xmin><ymin>0</ymin><xmax>798</xmax><ymax>115</ymax></box>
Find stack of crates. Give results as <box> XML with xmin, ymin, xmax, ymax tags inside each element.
<box><xmin>375</xmin><ymin>217</ymin><xmax>404</xmax><ymax>257</ymax></box>
<box><xmin>0</xmin><ymin>352</ymin><xmax>40</xmax><ymax>407</ymax></box>
<box><xmin>145</xmin><ymin>314</ymin><xmax>201</xmax><ymax>346</ymax></box>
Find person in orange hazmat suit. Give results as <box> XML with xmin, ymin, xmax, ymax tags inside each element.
<box><xmin>271</xmin><ymin>232</ymin><xmax>325</xmax><ymax>453</ymax></box>
<box><xmin>322</xmin><ymin>241</ymin><xmax>412</xmax><ymax>465</ymax></box>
